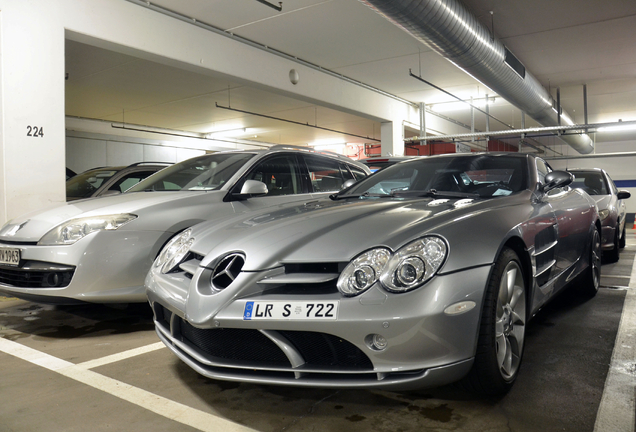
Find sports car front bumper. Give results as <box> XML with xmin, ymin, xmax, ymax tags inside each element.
<box><xmin>146</xmin><ymin>264</ymin><xmax>493</xmax><ymax>390</ymax></box>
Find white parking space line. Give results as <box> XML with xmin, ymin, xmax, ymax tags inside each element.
<box><xmin>75</xmin><ymin>342</ymin><xmax>166</xmax><ymax>370</ymax></box>
<box><xmin>0</xmin><ymin>338</ymin><xmax>257</xmax><ymax>432</ymax></box>
<box><xmin>594</xmin><ymin>250</ymin><xmax>636</xmax><ymax>432</ymax></box>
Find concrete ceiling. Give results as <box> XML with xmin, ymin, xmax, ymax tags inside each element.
<box><xmin>64</xmin><ymin>0</ymin><xmax>636</xmax><ymax>154</ymax></box>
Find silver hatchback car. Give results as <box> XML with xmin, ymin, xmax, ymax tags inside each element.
<box><xmin>0</xmin><ymin>146</ymin><xmax>369</xmax><ymax>304</ymax></box>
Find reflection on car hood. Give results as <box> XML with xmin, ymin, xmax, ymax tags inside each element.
<box><xmin>589</xmin><ymin>194</ymin><xmax>611</xmax><ymax>209</ymax></box>
<box><xmin>190</xmin><ymin>195</ymin><xmax>515</xmax><ymax>271</ymax></box>
<box><xmin>0</xmin><ymin>191</ymin><xmax>224</xmax><ymax>242</ymax></box>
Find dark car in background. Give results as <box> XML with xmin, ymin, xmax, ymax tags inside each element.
<box><xmin>66</xmin><ymin>162</ymin><xmax>170</xmax><ymax>201</ymax></box>
<box><xmin>568</xmin><ymin>168</ymin><xmax>630</xmax><ymax>262</ymax></box>
<box><xmin>359</xmin><ymin>156</ymin><xmax>416</xmax><ymax>172</ymax></box>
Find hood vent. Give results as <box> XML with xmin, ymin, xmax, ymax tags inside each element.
<box><xmin>360</xmin><ymin>0</ymin><xmax>594</xmax><ymax>154</ymax></box>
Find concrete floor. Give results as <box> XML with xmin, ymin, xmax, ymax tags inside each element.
<box><xmin>1</xmin><ymin>233</ymin><xmax>635</xmax><ymax>432</ymax></box>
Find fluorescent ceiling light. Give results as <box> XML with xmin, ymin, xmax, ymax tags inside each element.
<box><xmin>309</xmin><ymin>138</ymin><xmax>346</xmax><ymax>146</ymax></box>
<box><xmin>313</xmin><ymin>143</ymin><xmax>346</xmax><ymax>153</ymax></box>
<box><xmin>309</xmin><ymin>139</ymin><xmax>347</xmax><ymax>153</ymax></box>
<box><xmin>597</xmin><ymin>123</ymin><xmax>636</xmax><ymax>133</ymax></box>
<box><xmin>207</xmin><ymin>128</ymin><xmax>251</xmax><ymax>138</ymax></box>
<box><xmin>430</xmin><ymin>97</ymin><xmax>496</xmax><ymax>113</ymax></box>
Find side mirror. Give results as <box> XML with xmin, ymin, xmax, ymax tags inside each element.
<box><xmin>617</xmin><ymin>190</ymin><xmax>631</xmax><ymax>200</ymax></box>
<box><xmin>341</xmin><ymin>179</ymin><xmax>356</xmax><ymax>190</ymax></box>
<box><xmin>542</xmin><ymin>170</ymin><xmax>573</xmax><ymax>193</ymax></box>
<box><xmin>238</xmin><ymin>180</ymin><xmax>268</xmax><ymax>198</ymax></box>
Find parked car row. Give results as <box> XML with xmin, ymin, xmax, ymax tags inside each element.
<box><xmin>0</xmin><ymin>147</ymin><xmax>368</xmax><ymax>304</ymax></box>
<box><xmin>0</xmin><ymin>150</ymin><xmax>628</xmax><ymax>396</ymax></box>
<box><xmin>567</xmin><ymin>168</ymin><xmax>630</xmax><ymax>262</ymax></box>
<box><xmin>66</xmin><ymin>162</ymin><xmax>171</xmax><ymax>201</ymax></box>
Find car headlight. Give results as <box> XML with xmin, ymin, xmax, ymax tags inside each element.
<box><xmin>38</xmin><ymin>214</ymin><xmax>137</xmax><ymax>245</ymax></box>
<box><xmin>380</xmin><ymin>236</ymin><xmax>448</xmax><ymax>293</ymax></box>
<box><xmin>337</xmin><ymin>248</ymin><xmax>391</xmax><ymax>296</ymax></box>
<box><xmin>598</xmin><ymin>209</ymin><xmax>610</xmax><ymax>221</ymax></box>
<box><xmin>154</xmin><ymin>229</ymin><xmax>194</xmax><ymax>274</ymax></box>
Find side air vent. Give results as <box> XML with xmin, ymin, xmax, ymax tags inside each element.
<box><xmin>211</xmin><ymin>253</ymin><xmax>245</xmax><ymax>290</ymax></box>
<box><xmin>533</xmin><ymin>225</ymin><xmax>557</xmax><ymax>286</ymax></box>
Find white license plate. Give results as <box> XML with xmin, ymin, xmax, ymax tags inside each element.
<box><xmin>0</xmin><ymin>247</ymin><xmax>20</xmax><ymax>266</ymax></box>
<box><xmin>243</xmin><ymin>301</ymin><xmax>339</xmax><ymax>320</ymax></box>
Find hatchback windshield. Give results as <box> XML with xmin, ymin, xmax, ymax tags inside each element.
<box><xmin>342</xmin><ymin>154</ymin><xmax>528</xmax><ymax>199</ymax></box>
<box><xmin>128</xmin><ymin>153</ymin><xmax>256</xmax><ymax>192</ymax></box>
<box><xmin>570</xmin><ymin>171</ymin><xmax>609</xmax><ymax>196</ymax></box>
<box><xmin>66</xmin><ymin>168</ymin><xmax>120</xmax><ymax>199</ymax></box>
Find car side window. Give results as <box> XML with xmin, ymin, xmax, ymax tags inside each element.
<box><xmin>304</xmin><ymin>155</ymin><xmax>347</xmax><ymax>192</ymax></box>
<box><xmin>535</xmin><ymin>158</ymin><xmax>550</xmax><ymax>185</ymax></box>
<box><xmin>244</xmin><ymin>155</ymin><xmax>303</xmax><ymax>196</ymax></box>
<box><xmin>570</xmin><ymin>172</ymin><xmax>608</xmax><ymax>196</ymax></box>
<box><xmin>340</xmin><ymin>163</ymin><xmax>354</xmax><ymax>182</ymax></box>
<box><xmin>347</xmin><ymin>164</ymin><xmax>368</xmax><ymax>181</ymax></box>
<box><xmin>109</xmin><ymin>171</ymin><xmax>157</xmax><ymax>193</ymax></box>
<box><xmin>607</xmin><ymin>174</ymin><xmax>619</xmax><ymax>195</ymax></box>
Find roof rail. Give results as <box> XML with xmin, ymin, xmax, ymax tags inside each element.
<box><xmin>127</xmin><ymin>161</ymin><xmax>172</xmax><ymax>167</ymax></box>
<box><xmin>268</xmin><ymin>144</ymin><xmax>353</xmax><ymax>161</ymax></box>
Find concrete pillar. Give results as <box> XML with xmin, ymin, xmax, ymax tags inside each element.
<box><xmin>0</xmin><ymin>2</ymin><xmax>66</xmax><ymax>224</ymax></box>
<box><xmin>381</xmin><ymin>120</ymin><xmax>405</xmax><ymax>156</ymax></box>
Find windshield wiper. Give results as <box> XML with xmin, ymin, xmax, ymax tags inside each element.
<box><xmin>330</xmin><ymin>191</ymin><xmax>392</xmax><ymax>200</ymax></box>
<box><xmin>412</xmin><ymin>189</ymin><xmax>480</xmax><ymax>199</ymax></box>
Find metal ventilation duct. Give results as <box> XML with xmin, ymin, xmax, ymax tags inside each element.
<box><xmin>360</xmin><ymin>0</ymin><xmax>594</xmax><ymax>154</ymax></box>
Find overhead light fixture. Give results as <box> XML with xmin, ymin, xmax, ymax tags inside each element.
<box><xmin>597</xmin><ymin>122</ymin><xmax>636</xmax><ymax>133</ymax></box>
<box><xmin>309</xmin><ymin>138</ymin><xmax>346</xmax><ymax>146</ymax></box>
<box><xmin>309</xmin><ymin>139</ymin><xmax>347</xmax><ymax>153</ymax></box>
<box><xmin>206</xmin><ymin>128</ymin><xmax>252</xmax><ymax>138</ymax></box>
<box><xmin>313</xmin><ymin>144</ymin><xmax>346</xmax><ymax>153</ymax></box>
<box><xmin>430</xmin><ymin>97</ymin><xmax>496</xmax><ymax>113</ymax></box>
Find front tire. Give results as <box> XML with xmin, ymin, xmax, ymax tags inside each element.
<box><xmin>461</xmin><ymin>248</ymin><xmax>526</xmax><ymax>396</ymax></box>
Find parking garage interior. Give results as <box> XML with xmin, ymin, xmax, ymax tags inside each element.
<box><xmin>1</xmin><ymin>1</ymin><xmax>636</xmax><ymax>431</ymax></box>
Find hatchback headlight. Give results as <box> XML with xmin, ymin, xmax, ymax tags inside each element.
<box><xmin>380</xmin><ymin>236</ymin><xmax>447</xmax><ymax>292</ymax></box>
<box><xmin>154</xmin><ymin>229</ymin><xmax>194</xmax><ymax>274</ymax></box>
<box><xmin>38</xmin><ymin>214</ymin><xmax>137</xmax><ymax>245</ymax></box>
<box><xmin>337</xmin><ymin>248</ymin><xmax>391</xmax><ymax>296</ymax></box>
<box><xmin>598</xmin><ymin>209</ymin><xmax>610</xmax><ymax>221</ymax></box>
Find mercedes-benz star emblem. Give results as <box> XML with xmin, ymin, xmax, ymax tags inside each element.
<box><xmin>211</xmin><ymin>253</ymin><xmax>245</xmax><ymax>290</ymax></box>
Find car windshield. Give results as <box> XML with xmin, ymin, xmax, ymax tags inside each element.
<box><xmin>570</xmin><ymin>171</ymin><xmax>608</xmax><ymax>196</ymax></box>
<box><xmin>128</xmin><ymin>152</ymin><xmax>256</xmax><ymax>192</ymax></box>
<box><xmin>66</xmin><ymin>167</ymin><xmax>121</xmax><ymax>199</ymax></box>
<box><xmin>340</xmin><ymin>154</ymin><xmax>528</xmax><ymax>199</ymax></box>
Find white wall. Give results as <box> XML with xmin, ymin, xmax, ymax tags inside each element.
<box><xmin>0</xmin><ymin>0</ymin><xmax>415</xmax><ymax>226</ymax></box>
<box><xmin>547</xmin><ymin>139</ymin><xmax>636</xmax><ymax>217</ymax></box>
<box><xmin>66</xmin><ymin>132</ymin><xmax>207</xmax><ymax>173</ymax></box>
<box><xmin>65</xmin><ymin>116</ymin><xmax>266</xmax><ymax>173</ymax></box>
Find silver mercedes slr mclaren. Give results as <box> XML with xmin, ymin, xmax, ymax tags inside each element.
<box><xmin>146</xmin><ymin>152</ymin><xmax>601</xmax><ymax>396</ymax></box>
